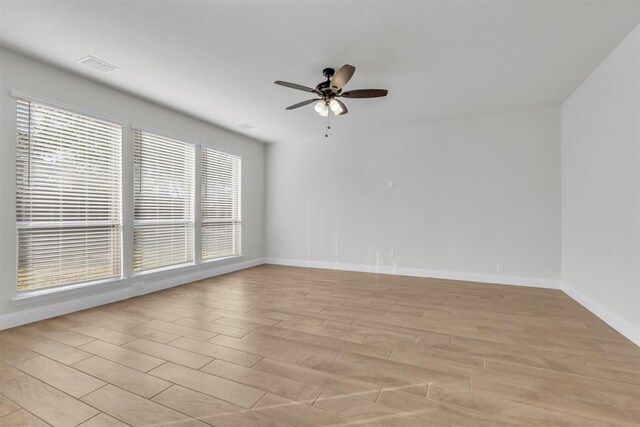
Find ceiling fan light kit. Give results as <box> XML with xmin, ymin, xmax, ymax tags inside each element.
<box><xmin>329</xmin><ymin>99</ymin><xmax>344</xmax><ymax>114</ymax></box>
<box><xmin>275</xmin><ymin>64</ymin><xmax>388</xmax><ymax>119</ymax></box>
<box><xmin>314</xmin><ymin>100</ymin><xmax>329</xmax><ymax>116</ymax></box>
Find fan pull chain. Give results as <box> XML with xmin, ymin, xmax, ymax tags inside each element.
<box><xmin>325</xmin><ymin>112</ymin><xmax>331</xmax><ymax>138</ymax></box>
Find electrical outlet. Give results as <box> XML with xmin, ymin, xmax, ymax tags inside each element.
<box><xmin>365</xmin><ymin>256</ymin><xmax>370</xmax><ymax>264</ymax></box>
<box><xmin>381</xmin><ymin>257</ymin><xmax>386</xmax><ymax>265</ymax></box>
<box><xmin>389</xmin><ymin>249</ymin><xmax>395</xmax><ymax>257</ymax></box>
<box><xmin>496</xmin><ymin>264</ymin><xmax>504</xmax><ymax>273</ymax></box>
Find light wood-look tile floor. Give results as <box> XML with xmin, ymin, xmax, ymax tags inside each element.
<box><xmin>1</xmin><ymin>265</ymin><xmax>640</xmax><ymax>426</ymax></box>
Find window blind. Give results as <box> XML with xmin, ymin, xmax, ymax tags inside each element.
<box><xmin>201</xmin><ymin>147</ymin><xmax>241</xmax><ymax>260</ymax></box>
<box><xmin>16</xmin><ymin>98</ymin><xmax>122</xmax><ymax>291</ymax></box>
<box><xmin>133</xmin><ymin>129</ymin><xmax>195</xmax><ymax>272</ymax></box>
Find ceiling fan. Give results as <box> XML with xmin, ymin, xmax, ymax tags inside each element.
<box><xmin>275</xmin><ymin>64</ymin><xmax>388</xmax><ymax>117</ymax></box>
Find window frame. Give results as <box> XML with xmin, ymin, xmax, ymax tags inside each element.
<box><xmin>200</xmin><ymin>146</ymin><xmax>243</xmax><ymax>262</ymax></box>
<box><xmin>14</xmin><ymin>93</ymin><xmax>125</xmax><ymax>294</ymax></box>
<box><xmin>10</xmin><ymin>91</ymin><xmax>246</xmax><ymax>304</ymax></box>
<box><xmin>132</xmin><ymin>127</ymin><xmax>197</xmax><ymax>274</ymax></box>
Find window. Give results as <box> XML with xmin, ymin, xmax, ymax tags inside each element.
<box><xmin>201</xmin><ymin>147</ymin><xmax>241</xmax><ymax>260</ymax></box>
<box><xmin>16</xmin><ymin>98</ymin><xmax>123</xmax><ymax>291</ymax></box>
<box><xmin>133</xmin><ymin>130</ymin><xmax>195</xmax><ymax>272</ymax></box>
<box><xmin>15</xmin><ymin>94</ymin><xmax>242</xmax><ymax>293</ymax></box>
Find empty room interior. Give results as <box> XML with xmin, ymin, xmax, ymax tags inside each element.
<box><xmin>1</xmin><ymin>1</ymin><xmax>640</xmax><ymax>426</ymax></box>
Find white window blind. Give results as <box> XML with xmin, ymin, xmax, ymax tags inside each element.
<box><xmin>16</xmin><ymin>98</ymin><xmax>123</xmax><ymax>291</ymax></box>
<box><xmin>133</xmin><ymin>130</ymin><xmax>195</xmax><ymax>272</ymax></box>
<box><xmin>201</xmin><ymin>147</ymin><xmax>241</xmax><ymax>260</ymax></box>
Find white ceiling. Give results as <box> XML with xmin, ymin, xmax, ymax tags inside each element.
<box><xmin>1</xmin><ymin>1</ymin><xmax>639</xmax><ymax>143</ymax></box>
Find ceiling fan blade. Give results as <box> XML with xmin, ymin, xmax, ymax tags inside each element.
<box><xmin>334</xmin><ymin>99</ymin><xmax>348</xmax><ymax>115</ymax></box>
<box><xmin>275</xmin><ymin>81</ymin><xmax>319</xmax><ymax>93</ymax></box>
<box><xmin>285</xmin><ymin>99</ymin><xmax>321</xmax><ymax>110</ymax></box>
<box><xmin>341</xmin><ymin>89</ymin><xmax>388</xmax><ymax>98</ymax></box>
<box><xmin>330</xmin><ymin>64</ymin><xmax>356</xmax><ymax>92</ymax></box>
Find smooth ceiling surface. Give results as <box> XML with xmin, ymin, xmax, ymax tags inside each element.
<box><xmin>1</xmin><ymin>1</ymin><xmax>639</xmax><ymax>143</ymax></box>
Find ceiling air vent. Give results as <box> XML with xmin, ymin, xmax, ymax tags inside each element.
<box><xmin>77</xmin><ymin>56</ymin><xmax>118</xmax><ymax>74</ymax></box>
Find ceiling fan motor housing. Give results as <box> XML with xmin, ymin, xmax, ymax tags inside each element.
<box><xmin>317</xmin><ymin>68</ymin><xmax>337</xmax><ymax>96</ymax></box>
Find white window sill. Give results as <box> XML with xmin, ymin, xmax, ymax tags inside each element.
<box><xmin>201</xmin><ymin>254</ymin><xmax>244</xmax><ymax>264</ymax></box>
<box><xmin>132</xmin><ymin>255</ymin><xmax>244</xmax><ymax>279</ymax></box>
<box><xmin>12</xmin><ymin>277</ymin><xmax>127</xmax><ymax>306</ymax></box>
<box><xmin>11</xmin><ymin>255</ymin><xmax>246</xmax><ymax>306</ymax></box>
<box><xmin>132</xmin><ymin>262</ymin><xmax>197</xmax><ymax>278</ymax></box>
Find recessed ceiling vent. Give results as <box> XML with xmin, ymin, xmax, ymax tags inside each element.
<box><xmin>77</xmin><ymin>56</ymin><xmax>118</xmax><ymax>74</ymax></box>
<box><xmin>237</xmin><ymin>123</ymin><xmax>255</xmax><ymax>130</ymax></box>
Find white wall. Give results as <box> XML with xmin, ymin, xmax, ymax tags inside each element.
<box><xmin>561</xmin><ymin>24</ymin><xmax>640</xmax><ymax>344</ymax></box>
<box><xmin>0</xmin><ymin>48</ymin><xmax>265</xmax><ymax>328</ymax></box>
<box><xmin>265</xmin><ymin>108</ymin><xmax>561</xmax><ymax>286</ymax></box>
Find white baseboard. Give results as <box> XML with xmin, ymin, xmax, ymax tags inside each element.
<box><xmin>263</xmin><ymin>258</ymin><xmax>561</xmax><ymax>289</ymax></box>
<box><xmin>0</xmin><ymin>258</ymin><xmax>264</xmax><ymax>330</ymax></box>
<box><xmin>561</xmin><ymin>282</ymin><xmax>640</xmax><ymax>347</ymax></box>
